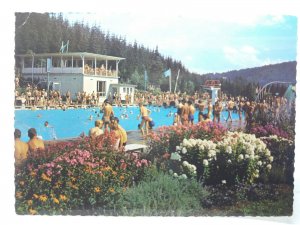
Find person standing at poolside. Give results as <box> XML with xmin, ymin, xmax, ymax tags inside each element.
<box><xmin>27</xmin><ymin>128</ymin><xmax>45</xmax><ymax>152</ymax></box>
<box><xmin>138</xmin><ymin>102</ymin><xmax>151</xmax><ymax>137</ymax></box>
<box><xmin>188</xmin><ymin>100</ymin><xmax>195</xmax><ymax>125</ymax></box>
<box><xmin>102</xmin><ymin>100</ymin><xmax>114</xmax><ymax>130</ymax></box>
<box><xmin>14</xmin><ymin>129</ymin><xmax>29</xmax><ymax>167</ymax></box>
<box><xmin>226</xmin><ymin>98</ymin><xmax>235</xmax><ymax>122</ymax></box>
<box><xmin>198</xmin><ymin>99</ymin><xmax>206</xmax><ymax>122</ymax></box>
<box><xmin>205</xmin><ymin>99</ymin><xmax>213</xmax><ymax>121</ymax></box>
<box><xmin>181</xmin><ymin>100</ymin><xmax>190</xmax><ymax>125</ymax></box>
<box><xmin>213</xmin><ymin>99</ymin><xmax>223</xmax><ymax>123</ymax></box>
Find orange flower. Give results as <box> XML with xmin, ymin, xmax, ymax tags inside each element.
<box><xmin>33</xmin><ymin>194</ymin><xmax>39</xmax><ymax>199</ymax></box>
<box><xmin>27</xmin><ymin>200</ymin><xmax>33</xmax><ymax>206</ymax></box>
<box><xmin>41</xmin><ymin>173</ymin><xmax>51</xmax><ymax>182</ymax></box>
<box><xmin>30</xmin><ymin>171</ymin><xmax>36</xmax><ymax>177</ymax></box>
<box><xmin>108</xmin><ymin>187</ymin><xmax>115</xmax><ymax>193</ymax></box>
<box><xmin>59</xmin><ymin>195</ymin><xmax>68</xmax><ymax>201</ymax></box>
<box><xmin>119</xmin><ymin>175</ymin><xmax>125</xmax><ymax>181</ymax></box>
<box><xmin>16</xmin><ymin>192</ymin><xmax>23</xmax><ymax>199</ymax></box>
<box><xmin>112</xmin><ymin>171</ymin><xmax>117</xmax><ymax>176</ymax></box>
<box><xmin>39</xmin><ymin>194</ymin><xmax>48</xmax><ymax>202</ymax></box>
<box><xmin>94</xmin><ymin>187</ymin><xmax>101</xmax><ymax>193</ymax></box>
<box><xmin>53</xmin><ymin>198</ymin><xmax>60</xmax><ymax>204</ymax></box>
<box><xmin>29</xmin><ymin>208</ymin><xmax>37</xmax><ymax>215</ymax></box>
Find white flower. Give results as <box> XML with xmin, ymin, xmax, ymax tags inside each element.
<box><xmin>222</xmin><ymin>180</ymin><xmax>226</xmax><ymax>184</ymax></box>
<box><xmin>266</xmin><ymin>164</ymin><xmax>272</xmax><ymax>170</ymax></box>
<box><xmin>227</xmin><ymin>159</ymin><xmax>232</xmax><ymax>163</ymax></box>
<box><xmin>182</xmin><ymin>161</ymin><xmax>188</xmax><ymax>167</ymax></box>
<box><xmin>173</xmin><ymin>173</ymin><xmax>178</xmax><ymax>177</ymax></box>
<box><xmin>257</xmin><ymin>161</ymin><xmax>262</xmax><ymax>166</ymax></box>
<box><xmin>225</xmin><ymin>146</ymin><xmax>232</xmax><ymax>154</ymax></box>
<box><xmin>238</xmin><ymin>154</ymin><xmax>244</xmax><ymax>160</ymax></box>
<box><xmin>181</xmin><ymin>147</ymin><xmax>187</xmax><ymax>154</ymax></box>
<box><xmin>269</xmin><ymin>156</ymin><xmax>274</xmax><ymax>162</ymax></box>
<box><xmin>245</xmin><ymin>154</ymin><xmax>249</xmax><ymax>159</ymax></box>
<box><xmin>203</xmin><ymin>159</ymin><xmax>209</xmax><ymax>166</ymax></box>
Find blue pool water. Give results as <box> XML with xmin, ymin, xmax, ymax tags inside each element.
<box><xmin>14</xmin><ymin>106</ymin><xmax>241</xmax><ymax>141</ymax></box>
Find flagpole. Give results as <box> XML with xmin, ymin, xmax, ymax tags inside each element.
<box><xmin>174</xmin><ymin>69</ymin><xmax>180</xmax><ymax>93</ymax></box>
<box><xmin>169</xmin><ymin>70</ymin><xmax>171</xmax><ymax>93</ymax></box>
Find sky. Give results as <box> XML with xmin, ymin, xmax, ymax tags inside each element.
<box><xmin>63</xmin><ymin>5</ymin><xmax>297</xmax><ymax>74</ymax></box>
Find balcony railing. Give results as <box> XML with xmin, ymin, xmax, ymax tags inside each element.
<box><xmin>22</xmin><ymin>67</ymin><xmax>118</xmax><ymax>77</ymax></box>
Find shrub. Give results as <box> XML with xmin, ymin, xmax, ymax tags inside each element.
<box><xmin>116</xmin><ymin>167</ymin><xmax>208</xmax><ymax>216</ymax></box>
<box><xmin>250</xmin><ymin>124</ymin><xmax>292</xmax><ymax>140</ymax></box>
<box><xmin>147</xmin><ymin>122</ymin><xmax>227</xmax><ymax>168</ymax></box>
<box><xmin>259</xmin><ymin>136</ymin><xmax>294</xmax><ymax>184</ymax></box>
<box><xmin>175</xmin><ymin>132</ymin><xmax>273</xmax><ymax>185</ymax></box>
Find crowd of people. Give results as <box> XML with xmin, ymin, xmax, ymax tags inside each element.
<box><xmin>15</xmin><ymin>85</ymin><xmax>293</xmax><ymax>169</ymax></box>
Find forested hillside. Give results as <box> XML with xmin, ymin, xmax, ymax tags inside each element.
<box><xmin>15</xmin><ymin>13</ymin><xmax>296</xmax><ymax>96</ymax></box>
<box><xmin>15</xmin><ymin>12</ymin><xmax>198</xmax><ymax>92</ymax></box>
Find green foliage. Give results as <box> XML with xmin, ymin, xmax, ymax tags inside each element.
<box><xmin>116</xmin><ymin>167</ymin><xmax>208</xmax><ymax>216</ymax></box>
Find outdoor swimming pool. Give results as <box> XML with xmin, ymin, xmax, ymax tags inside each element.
<box><xmin>14</xmin><ymin>106</ymin><xmax>242</xmax><ymax>141</ymax></box>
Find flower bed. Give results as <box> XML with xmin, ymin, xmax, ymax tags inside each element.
<box><xmin>147</xmin><ymin>122</ymin><xmax>227</xmax><ymax>164</ymax></box>
<box><xmin>15</xmin><ymin>133</ymin><xmax>150</xmax><ymax>215</ymax></box>
<box><xmin>174</xmin><ymin>132</ymin><xmax>273</xmax><ymax>185</ymax></box>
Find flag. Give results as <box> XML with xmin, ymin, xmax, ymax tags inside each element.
<box><xmin>163</xmin><ymin>69</ymin><xmax>171</xmax><ymax>77</ymax></box>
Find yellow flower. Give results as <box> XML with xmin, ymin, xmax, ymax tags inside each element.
<box><xmin>16</xmin><ymin>192</ymin><xmax>23</xmax><ymax>199</ymax></box>
<box><xmin>119</xmin><ymin>175</ymin><xmax>125</xmax><ymax>181</ymax></box>
<box><xmin>30</xmin><ymin>171</ymin><xmax>36</xmax><ymax>177</ymax></box>
<box><xmin>53</xmin><ymin>198</ymin><xmax>60</xmax><ymax>204</ymax></box>
<box><xmin>33</xmin><ymin>194</ymin><xmax>39</xmax><ymax>199</ymax></box>
<box><xmin>108</xmin><ymin>187</ymin><xmax>115</xmax><ymax>193</ymax></box>
<box><xmin>59</xmin><ymin>195</ymin><xmax>68</xmax><ymax>201</ymax></box>
<box><xmin>41</xmin><ymin>173</ymin><xmax>51</xmax><ymax>182</ymax></box>
<box><xmin>27</xmin><ymin>200</ymin><xmax>33</xmax><ymax>206</ymax></box>
<box><xmin>29</xmin><ymin>208</ymin><xmax>37</xmax><ymax>215</ymax></box>
<box><xmin>71</xmin><ymin>177</ymin><xmax>76</xmax><ymax>182</ymax></box>
<box><xmin>94</xmin><ymin>187</ymin><xmax>101</xmax><ymax>193</ymax></box>
<box><xmin>39</xmin><ymin>194</ymin><xmax>48</xmax><ymax>202</ymax></box>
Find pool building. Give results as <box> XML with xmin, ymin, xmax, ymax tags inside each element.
<box><xmin>16</xmin><ymin>52</ymin><xmax>136</xmax><ymax>104</ymax></box>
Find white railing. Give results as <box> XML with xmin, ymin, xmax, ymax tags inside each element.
<box><xmin>22</xmin><ymin>67</ymin><xmax>118</xmax><ymax>77</ymax></box>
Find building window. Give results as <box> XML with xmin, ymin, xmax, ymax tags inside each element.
<box><xmin>97</xmin><ymin>81</ymin><xmax>106</xmax><ymax>96</ymax></box>
<box><xmin>123</xmin><ymin>87</ymin><xmax>126</xmax><ymax>93</ymax></box>
<box><xmin>130</xmin><ymin>88</ymin><xmax>132</xmax><ymax>93</ymax></box>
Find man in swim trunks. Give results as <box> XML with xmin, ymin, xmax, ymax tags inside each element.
<box><xmin>138</xmin><ymin>102</ymin><xmax>151</xmax><ymax>137</ymax></box>
<box><xmin>181</xmin><ymin>100</ymin><xmax>190</xmax><ymax>126</ymax></box>
<box><xmin>14</xmin><ymin>129</ymin><xmax>29</xmax><ymax>168</ymax></box>
<box><xmin>213</xmin><ymin>99</ymin><xmax>223</xmax><ymax>123</ymax></box>
<box><xmin>188</xmin><ymin>100</ymin><xmax>195</xmax><ymax>124</ymax></box>
<box><xmin>102</xmin><ymin>100</ymin><xmax>114</xmax><ymax>130</ymax></box>
<box><xmin>198</xmin><ymin>99</ymin><xmax>206</xmax><ymax>122</ymax></box>
<box><xmin>226</xmin><ymin>97</ymin><xmax>235</xmax><ymax>122</ymax></box>
<box><xmin>27</xmin><ymin>128</ymin><xmax>45</xmax><ymax>152</ymax></box>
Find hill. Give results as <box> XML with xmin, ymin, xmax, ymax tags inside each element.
<box><xmin>200</xmin><ymin>61</ymin><xmax>297</xmax><ymax>86</ymax></box>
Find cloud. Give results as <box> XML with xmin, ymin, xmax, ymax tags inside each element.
<box><xmin>223</xmin><ymin>45</ymin><xmax>260</xmax><ymax>68</ymax></box>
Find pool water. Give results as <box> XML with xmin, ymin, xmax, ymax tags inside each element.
<box><xmin>14</xmin><ymin>106</ymin><xmax>242</xmax><ymax>141</ymax></box>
